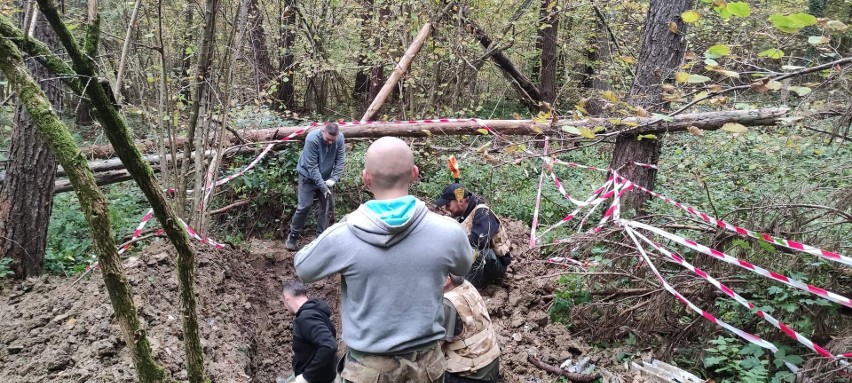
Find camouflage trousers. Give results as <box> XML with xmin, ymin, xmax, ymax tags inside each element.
<box><xmin>341</xmin><ymin>343</ymin><xmax>445</xmax><ymax>383</ymax></box>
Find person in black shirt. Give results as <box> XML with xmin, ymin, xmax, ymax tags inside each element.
<box><xmin>281</xmin><ymin>280</ymin><xmax>338</xmax><ymax>383</ymax></box>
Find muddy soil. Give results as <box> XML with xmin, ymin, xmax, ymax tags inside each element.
<box><xmin>0</xmin><ymin>219</ymin><xmax>633</xmax><ymax>382</ymax></box>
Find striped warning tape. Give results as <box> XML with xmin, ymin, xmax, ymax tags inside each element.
<box><xmin>624</xmin><ymin>220</ymin><xmax>852</xmax><ymax>308</ymax></box>
<box><xmin>626</xmin><ymin>224</ymin><xmax>844</xmax><ymax>363</ymax></box>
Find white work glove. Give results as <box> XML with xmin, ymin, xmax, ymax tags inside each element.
<box><xmin>295</xmin><ymin>375</ymin><xmax>309</xmax><ymax>383</ymax></box>
<box><xmin>324</xmin><ymin>179</ymin><xmax>336</xmax><ymax>188</ymax></box>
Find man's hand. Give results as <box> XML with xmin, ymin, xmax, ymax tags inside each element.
<box><xmin>295</xmin><ymin>375</ymin><xmax>309</xmax><ymax>383</ymax></box>
<box><xmin>324</xmin><ymin>179</ymin><xmax>336</xmax><ymax>188</ymax></box>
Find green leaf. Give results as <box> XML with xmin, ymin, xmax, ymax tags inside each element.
<box><xmin>721</xmin><ymin>122</ymin><xmax>748</xmax><ymax>133</ymax></box>
<box><xmin>727</xmin><ymin>2</ymin><xmax>751</xmax><ymax>17</ymax></box>
<box><xmin>705</xmin><ymin>44</ymin><xmax>732</xmax><ymax>58</ymax></box>
<box><xmin>561</xmin><ymin>126</ymin><xmax>581</xmax><ymax>135</ymax></box>
<box><xmin>681</xmin><ymin>10</ymin><xmax>701</xmax><ymax>23</ymax></box>
<box><xmin>784</xmin><ymin>354</ymin><xmax>804</xmax><ymax>365</ymax></box>
<box><xmin>704</xmin><ymin>356</ymin><xmax>726</xmax><ymax>367</ymax></box>
<box><xmin>758</xmin><ymin>48</ymin><xmax>784</xmax><ymax>59</ymax></box>
<box><xmin>769</xmin><ymin>14</ymin><xmax>801</xmax><ymax>33</ymax></box>
<box><xmin>788</xmin><ymin>13</ymin><xmax>817</xmax><ymax>27</ymax></box>
<box><xmin>687</xmin><ymin>74</ymin><xmax>712</xmax><ymax>83</ymax></box>
<box><xmin>637</xmin><ymin>134</ymin><xmax>658</xmax><ymax>141</ymax></box>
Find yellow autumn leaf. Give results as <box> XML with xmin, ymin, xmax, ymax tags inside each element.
<box><xmin>675</xmin><ymin>72</ymin><xmax>690</xmax><ymax>83</ymax></box>
<box><xmin>532</xmin><ymin>111</ymin><xmax>551</xmax><ymax>124</ymax></box>
<box><xmin>421</xmin><ymin>129</ymin><xmax>432</xmax><ymax>137</ymax></box>
<box><xmin>532</xmin><ymin>126</ymin><xmax>544</xmax><ymax>134</ymax></box>
<box><xmin>681</xmin><ymin>10</ymin><xmax>701</xmax><ymax>23</ymax></box>
<box><xmin>477</xmin><ymin>128</ymin><xmax>489</xmax><ymax>135</ymax></box>
<box><xmin>602</xmin><ymin>90</ymin><xmax>619</xmax><ymax>102</ymax></box>
<box><xmin>619</xmin><ymin>56</ymin><xmax>637</xmax><ymax>64</ymax></box>
<box><xmin>578</xmin><ymin>127</ymin><xmax>596</xmax><ymax>139</ymax></box>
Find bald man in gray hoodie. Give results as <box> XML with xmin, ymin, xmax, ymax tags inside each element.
<box><xmin>295</xmin><ymin>137</ymin><xmax>473</xmax><ymax>383</ymax></box>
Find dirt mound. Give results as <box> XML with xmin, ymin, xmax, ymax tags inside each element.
<box><xmin>0</xmin><ymin>220</ymin><xmax>630</xmax><ymax>382</ymax></box>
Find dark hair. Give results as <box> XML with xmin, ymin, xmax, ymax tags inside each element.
<box><xmin>449</xmin><ymin>274</ymin><xmax>465</xmax><ymax>287</ymax></box>
<box><xmin>282</xmin><ymin>280</ymin><xmax>308</xmax><ymax>297</ymax></box>
<box><xmin>324</xmin><ymin>123</ymin><xmax>339</xmax><ymax>136</ymax></box>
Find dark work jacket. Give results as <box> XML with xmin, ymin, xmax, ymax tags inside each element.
<box><xmin>457</xmin><ymin>195</ymin><xmax>500</xmax><ymax>251</ymax></box>
<box><xmin>292</xmin><ymin>299</ymin><xmax>338</xmax><ymax>383</ymax></box>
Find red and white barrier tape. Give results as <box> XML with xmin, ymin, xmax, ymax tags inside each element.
<box><xmin>591</xmin><ymin>178</ymin><xmax>636</xmax><ymax>233</ymax></box>
<box><xmin>117</xmin><ymin>208</ymin><xmax>155</xmax><ymax>255</ymax></box>
<box><xmin>530</xmin><ymin>138</ymin><xmax>549</xmax><ymax>247</ymax></box>
<box><xmin>537</xmin><ymin>178</ymin><xmax>614</xmax><ymax>238</ymax></box>
<box><xmin>624</xmin><ymin>220</ymin><xmax>852</xmax><ymax>308</ymax></box>
<box><xmin>178</xmin><ymin>218</ymin><xmax>228</xmax><ymax>249</ymax></box>
<box><xmin>626</xmin><ymin>224</ymin><xmax>844</xmax><ymax>363</ymax></box>
<box><xmin>620</xmin><ymin>225</ymin><xmax>793</xmax><ymax>369</ymax></box>
<box><xmin>620</xmin><ymin>179</ymin><xmax>852</xmax><ymax>268</ymax></box>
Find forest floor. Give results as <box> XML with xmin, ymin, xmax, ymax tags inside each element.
<box><xmin>0</xmin><ymin>218</ymin><xmax>660</xmax><ymax>382</ymax></box>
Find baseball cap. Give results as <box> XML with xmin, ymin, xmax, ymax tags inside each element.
<box><xmin>434</xmin><ymin>183</ymin><xmax>470</xmax><ymax>207</ymax></box>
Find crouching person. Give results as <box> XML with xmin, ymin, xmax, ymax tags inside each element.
<box><xmin>282</xmin><ymin>280</ymin><xmax>338</xmax><ymax>383</ymax></box>
<box><xmin>441</xmin><ymin>274</ymin><xmax>501</xmax><ymax>382</ymax></box>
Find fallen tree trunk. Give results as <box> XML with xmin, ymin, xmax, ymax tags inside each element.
<box><xmin>78</xmin><ymin>107</ymin><xmax>790</xmax><ymax>159</ymax></box>
<box><xmin>44</xmin><ymin>107</ymin><xmax>790</xmax><ymax>193</ymax></box>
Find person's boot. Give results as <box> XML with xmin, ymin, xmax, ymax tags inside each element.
<box><xmin>286</xmin><ymin>232</ymin><xmax>299</xmax><ymax>251</ymax></box>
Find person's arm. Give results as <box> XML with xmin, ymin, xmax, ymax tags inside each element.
<box><xmin>331</xmin><ymin>133</ymin><xmax>345</xmax><ymax>182</ymax></box>
<box><xmin>295</xmin><ymin>237</ymin><xmax>344</xmax><ymax>282</ymax></box>
<box><xmin>299</xmin><ymin>312</ymin><xmax>338</xmax><ymax>382</ymax></box>
<box><xmin>449</xmin><ymin>223</ymin><xmax>475</xmax><ymax>277</ymax></box>
<box><xmin>469</xmin><ymin>208</ymin><xmax>500</xmax><ymax>251</ymax></box>
<box><xmin>302</xmin><ymin>132</ymin><xmax>329</xmax><ymax>193</ymax></box>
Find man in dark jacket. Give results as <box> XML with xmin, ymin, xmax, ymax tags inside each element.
<box><xmin>282</xmin><ymin>280</ymin><xmax>338</xmax><ymax>383</ymax></box>
<box><xmin>287</xmin><ymin>123</ymin><xmax>346</xmax><ymax>251</ymax></box>
<box><xmin>435</xmin><ymin>184</ymin><xmax>512</xmax><ymax>288</ymax></box>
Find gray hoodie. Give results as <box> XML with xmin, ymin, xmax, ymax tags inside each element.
<box><xmin>296</xmin><ymin>129</ymin><xmax>345</xmax><ymax>193</ymax></box>
<box><xmin>295</xmin><ymin>196</ymin><xmax>473</xmax><ymax>354</ymax></box>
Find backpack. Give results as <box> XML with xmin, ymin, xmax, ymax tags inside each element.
<box><xmin>461</xmin><ymin>204</ymin><xmax>513</xmax><ymax>257</ymax></box>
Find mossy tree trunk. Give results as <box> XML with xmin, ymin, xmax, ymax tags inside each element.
<box><xmin>0</xmin><ymin>31</ymin><xmax>166</xmax><ymax>383</ymax></box>
<box><xmin>32</xmin><ymin>1</ymin><xmax>208</xmax><ymax>381</ymax></box>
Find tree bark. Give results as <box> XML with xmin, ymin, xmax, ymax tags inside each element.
<box><xmin>246</xmin><ymin>0</ymin><xmax>274</xmax><ymax>91</ymax></box>
<box><xmin>0</xmin><ymin>26</ymin><xmax>166</xmax><ymax>383</ymax></box>
<box><xmin>608</xmin><ymin>0</ymin><xmax>694</xmax><ymax>215</ymax></box>
<box><xmin>537</xmin><ymin>0</ymin><xmax>559</xmax><ymax>106</ymax></box>
<box><xmin>0</xmin><ymin>11</ymin><xmax>58</xmax><ymax>279</ymax></box>
<box><xmin>34</xmin><ymin>1</ymin><xmax>207</xmax><ymax>381</ymax></box>
<box><xmin>272</xmin><ymin>0</ymin><xmax>296</xmax><ymax>111</ymax></box>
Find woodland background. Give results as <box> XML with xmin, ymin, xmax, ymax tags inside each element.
<box><xmin>0</xmin><ymin>0</ymin><xmax>851</xmax><ymax>382</ymax></box>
